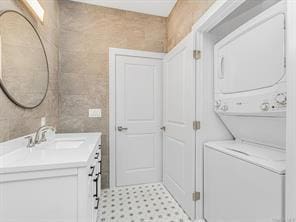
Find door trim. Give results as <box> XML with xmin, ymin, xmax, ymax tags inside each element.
<box><xmin>109</xmin><ymin>48</ymin><xmax>165</xmax><ymax>188</ymax></box>
<box><xmin>286</xmin><ymin>1</ymin><xmax>296</xmax><ymax>219</ymax></box>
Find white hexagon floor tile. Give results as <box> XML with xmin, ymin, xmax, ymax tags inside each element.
<box><xmin>98</xmin><ymin>183</ymin><xmax>192</xmax><ymax>222</ymax></box>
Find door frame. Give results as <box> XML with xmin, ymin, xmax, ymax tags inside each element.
<box><xmin>285</xmin><ymin>0</ymin><xmax>296</xmax><ymax>220</ymax></box>
<box><xmin>109</xmin><ymin>48</ymin><xmax>165</xmax><ymax>188</ymax></box>
<box><xmin>192</xmin><ymin>1</ymin><xmax>250</xmax><ymax>220</ymax></box>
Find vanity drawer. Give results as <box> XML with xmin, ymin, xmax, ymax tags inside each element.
<box><xmin>95</xmin><ymin>149</ymin><xmax>101</xmax><ymax>162</ymax></box>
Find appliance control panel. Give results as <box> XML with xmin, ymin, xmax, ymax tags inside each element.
<box><xmin>215</xmin><ymin>90</ymin><xmax>287</xmax><ymax>115</ymax></box>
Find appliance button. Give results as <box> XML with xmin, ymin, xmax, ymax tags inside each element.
<box><xmin>260</xmin><ymin>102</ymin><xmax>270</xmax><ymax>111</ymax></box>
<box><xmin>275</xmin><ymin>93</ymin><xmax>287</xmax><ymax>105</ymax></box>
<box><xmin>215</xmin><ymin>100</ymin><xmax>221</xmax><ymax>108</ymax></box>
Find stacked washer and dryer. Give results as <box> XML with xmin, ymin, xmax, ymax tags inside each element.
<box><xmin>204</xmin><ymin>1</ymin><xmax>286</xmax><ymax>222</ymax></box>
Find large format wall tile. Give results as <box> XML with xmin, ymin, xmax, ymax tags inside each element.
<box><xmin>167</xmin><ymin>0</ymin><xmax>215</xmax><ymax>51</ymax></box>
<box><xmin>0</xmin><ymin>0</ymin><xmax>59</xmax><ymax>142</ymax></box>
<box><xmin>58</xmin><ymin>0</ymin><xmax>167</xmax><ymax>188</ymax></box>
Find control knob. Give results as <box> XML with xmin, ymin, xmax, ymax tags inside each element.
<box><xmin>221</xmin><ymin>105</ymin><xmax>228</xmax><ymax>112</ymax></box>
<box><xmin>275</xmin><ymin>93</ymin><xmax>287</xmax><ymax>105</ymax></box>
<box><xmin>260</xmin><ymin>102</ymin><xmax>270</xmax><ymax>111</ymax></box>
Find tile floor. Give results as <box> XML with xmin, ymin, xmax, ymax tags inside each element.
<box><xmin>98</xmin><ymin>183</ymin><xmax>191</xmax><ymax>222</ymax></box>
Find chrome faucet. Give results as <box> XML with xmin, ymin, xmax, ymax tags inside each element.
<box><xmin>24</xmin><ymin>125</ymin><xmax>56</xmax><ymax>148</ymax></box>
<box><xmin>34</xmin><ymin>125</ymin><xmax>56</xmax><ymax>144</ymax></box>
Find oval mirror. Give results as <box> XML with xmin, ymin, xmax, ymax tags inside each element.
<box><xmin>0</xmin><ymin>10</ymin><xmax>49</xmax><ymax>109</ymax></box>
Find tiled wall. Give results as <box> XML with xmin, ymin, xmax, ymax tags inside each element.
<box><xmin>0</xmin><ymin>0</ymin><xmax>59</xmax><ymax>142</ymax></box>
<box><xmin>0</xmin><ymin>0</ymin><xmax>213</xmax><ymax>189</ymax></box>
<box><xmin>167</xmin><ymin>0</ymin><xmax>215</xmax><ymax>51</ymax></box>
<box><xmin>58</xmin><ymin>0</ymin><xmax>167</xmax><ymax>188</ymax></box>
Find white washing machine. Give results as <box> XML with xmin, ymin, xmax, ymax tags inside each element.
<box><xmin>204</xmin><ymin>141</ymin><xmax>285</xmax><ymax>222</ymax></box>
<box><xmin>204</xmin><ymin>1</ymin><xmax>287</xmax><ymax>222</ymax></box>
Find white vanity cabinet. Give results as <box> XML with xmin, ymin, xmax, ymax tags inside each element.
<box><xmin>0</xmin><ymin>133</ymin><xmax>101</xmax><ymax>222</ymax></box>
<box><xmin>78</xmin><ymin>143</ymin><xmax>102</xmax><ymax>222</ymax></box>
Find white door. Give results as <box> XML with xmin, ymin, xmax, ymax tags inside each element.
<box><xmin>163</xmin><ymin>34</ymin><xmax>196</xmax><ymax>218</ymax></box>
<box><xmin>115</xmin><ymin>55</ymin><xmax>162</xmax><ymax>186</ymax></box>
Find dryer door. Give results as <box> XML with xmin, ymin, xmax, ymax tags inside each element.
<box><xmin>215</xmin><ymin>7</ymin><xmax>285</xmax><ymax>94</ymax></box>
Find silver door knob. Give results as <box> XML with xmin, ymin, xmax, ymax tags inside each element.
<box><xmin>117</xmin><ymin>126</ymin><xmax>128</xmax><ymax>131</ymax></box>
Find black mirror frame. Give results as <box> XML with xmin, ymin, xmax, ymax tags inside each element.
<box><xmin>0</xmin><ymin>10</ymin><xmax>49</xmax><ymax>109</ymax></box>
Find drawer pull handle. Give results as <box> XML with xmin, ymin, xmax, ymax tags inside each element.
<box><xmin>93</xmin><ymin>175</ymin><xmax>99</xmax><ymax>197</ymax></box>
<box><xmin>95</xmin><ymin>152</ymin><xmax>100</xmax><ymax>159</ymax></box>
<box><xmin>88</xmin><ymin>166</ymin><xmax>95</xmax><ymax>177</ymax></box>
<box><xmin>94</xmin><ymin>197</ymin><xmax>100</xmax><ymax>210</ymax></box>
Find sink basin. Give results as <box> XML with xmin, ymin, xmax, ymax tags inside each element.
<box><xmin>47</xmin><ymin>139</ymin><xmax>85</xmax><ymax>150</ymax></box>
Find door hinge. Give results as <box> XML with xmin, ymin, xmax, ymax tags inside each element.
<box><xmin>193</xmin><ymin>121</ymin><xmax>200</xmax><ymax>131</ymax></box>
<box><xmin>192</xmin><ymin>191</ymin><xmax>200</xmax><ymax>201</ymax></box>
<box><xmin>193</xmin><ymin>50</ymin><xmax>201</xmax><ymax>60</ymax></box>
<box><xmin>160</xmin><ymin>126</ymin><xmax>166</xmax><ymax>131</ymax></box>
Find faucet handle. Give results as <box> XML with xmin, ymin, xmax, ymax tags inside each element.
<box><xmin>24</xmin><ymin>135</ymin><xmax>35</xmax><ymax>148</ymax></box>
<box><xmin>40</xmin><ymin>127</ymin><xmax>56</xmax><ymax>143</ymax></box>
<box><xmin>40</xmin><ymin>131</ymin><xmax>47</xmax><ymax>143</ymax></box>
<box><xmin>35</xmin><ymin>126</ymin><xmax>56</xmax><ymax>144</ymax></box>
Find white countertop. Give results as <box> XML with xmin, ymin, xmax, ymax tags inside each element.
<box><xmin>0</xmin><ymin>133</ymin><xmax>101</xmax><ymax>174</ymax></box>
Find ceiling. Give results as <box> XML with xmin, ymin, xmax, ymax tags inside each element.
<box><xmin>70</xmin><ymin>0</ymin><xmax>177</xmax><ymax>17</ymax></box>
